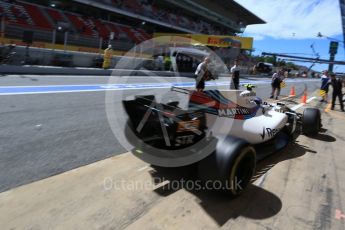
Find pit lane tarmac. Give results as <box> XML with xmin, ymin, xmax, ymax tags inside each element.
<box><xmin>1</xmin><ymin>91</ymin><xmax>345</xmax><ymax>230</ymax></box>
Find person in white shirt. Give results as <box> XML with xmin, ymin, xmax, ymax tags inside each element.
<box><xmin>230</xmin><ymin>60</ymin><xmax>240</xmax><ymax>89</ymax></box>
<box><xmin>195</xmin><ymin>57</ymin><xmax>211</xmax><ymax>92</ymax></box>
<box><xmin>320</xmin><ymin>70</ymin><xmax>330</xmax><ymax>102</ymax></box>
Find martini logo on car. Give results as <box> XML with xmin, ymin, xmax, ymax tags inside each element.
<box><xmin>260</xmin><ymin>127</ymin><xmax>280</xmax><ymax>140</ymax></box>
<box><xmin>218</xmin><ymin>107</ymin><xmax>251</xmax><ymax>117</ymax></box>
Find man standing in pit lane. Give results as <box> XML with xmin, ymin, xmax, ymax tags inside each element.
<box><xmin>102</xmin><ymin>45</ymin><xmax>113</xmax><ymax>69</ymax></box>
<box><xmin>195</xmin><ymin>57</ymin><xmax>211</xmax><ymax>92</ymax></box>
<box><xmin>230</xmin><ymin>60</ymin><xmax>240</xmax><ymax>90</ymax></box>
<box><xmin>270</xmin><ymin>69</ymin><xmax>285</xmax><ymax>99</ymax></box>
<box><xmin>330</xmin><ymin>73</ymin><xmax>344</xmax><ymax>111</ymax></box>
<box><xmin>320</xmin><ymin>70</ymin><xmax>330</xmax><ymax>102</ymax></box>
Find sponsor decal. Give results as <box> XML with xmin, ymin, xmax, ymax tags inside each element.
<box><xmin>260</xmin><ymin>127</ymin><xmax>280</xmax><ymax>140</ymax></box>
<box><xmin>176</xmin><ymin>120</ymin><xmax>200</xmax><ymax>133</ymax></box>
<box><xmin>190</xmin><ymin>90</ymin><xmax>260</xmax><ymax>120</ymax></box>
<box><xmin>218</xmin><ymin>107</ymin><xmax>251</xmax><ymax>117</ymax></box>
<box><xmin>175</xmin><ymin>135</ymin><xmax>195</xmax><ymax>147</ymax></box>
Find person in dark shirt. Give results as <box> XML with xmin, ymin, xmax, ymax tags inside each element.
<box><xmin>270</xmin><ymin>69</ymin><xmax>284</xmax><ymax>99</ymax></box>
<box><xmin>330</xmin><ymin>73</ymin><xmax>344</xmax><ymax>111</ymax></box>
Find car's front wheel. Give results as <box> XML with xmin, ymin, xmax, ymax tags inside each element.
<box><xmin>302</xmin><ymin>108</ymin><xmax>321</xmax><ymax>136</ymax></box>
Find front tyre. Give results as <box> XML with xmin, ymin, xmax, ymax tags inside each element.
<box><xmin>198</xmin><ymin>136</ymin><xmax>256</xmax><ymax>196</ymax></box>
<box><xmin>302</xmin><ymin>108</ymin><xmax>321</xmax><ymax>136</ymax></box>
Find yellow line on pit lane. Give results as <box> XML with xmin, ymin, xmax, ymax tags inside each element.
<box><xmin>324</xmin><ymin>103</ymin><xmax>345</xmax><ymax>120</ymax></box>
<box><xmin>325</xmin><ymin>103</ymin><xmax>332</xmax><ymax>113</ymax></box>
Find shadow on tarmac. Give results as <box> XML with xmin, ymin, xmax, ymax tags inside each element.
<box><xmin>303</xmin><ymin>128</ymin><xmax>336</xmax><ymax>142</ymax></box>
<box><xmin>146</xmin><ymin>141</ymin><xmax>315</xmax><ymax>226</ymax></box>
<box><xmin>306</xmin><ymin>133</ymin><xmax>336</xmax><ymax>142</ymax></box>
<box><xmin>149</xmin><ymin>165</ymin><xmax>282</xmax><ymax>226</ymax></box>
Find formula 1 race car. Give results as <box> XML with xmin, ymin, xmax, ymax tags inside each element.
<box><xmin>122</xmin><ymin>85</ymin><xmax>321</xmax><ymax>196</ymax></box>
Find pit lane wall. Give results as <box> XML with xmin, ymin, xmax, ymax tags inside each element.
<box><xmin>0</xmin><ymin>38</ymin><xmax>151</xmax><ymax>68</ymax></box>
<box><xmin>0</xmin><ymin>65</ymin><xmax>197</xmax><ymax>77</ymax></box>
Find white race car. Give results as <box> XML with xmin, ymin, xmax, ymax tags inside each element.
<box><xmin>123</xmin><ymin>85</ymin><xmax>321</xmax><ymax>196</ymax></box>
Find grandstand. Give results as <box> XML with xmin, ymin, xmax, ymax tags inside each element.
<box><xmin>0</xmin><ymin>0</ymin><xmax>264</xmax><ymax>52</ymax></box>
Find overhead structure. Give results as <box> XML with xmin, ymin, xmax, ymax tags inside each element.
<box><xmin>262</xmin><ymin>52</ymin><xmax>345</xmax><ymax>65</ymax></box>
<box><xmin>163</xmin><ymin>0</ymin><xmax>265</xmax><ymax>33</ymax></box>
<box><xmin>340</xmin><ymin>0</ymin><xmax>345</xmax><ymax>51</ymax></box>
<box><xmin>72</xmin><ymin>0</ymin><xmax>265</xmax><ymax>35</ymax></box>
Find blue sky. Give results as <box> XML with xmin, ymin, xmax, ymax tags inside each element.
<box><xmin>235</xmin><ymin>0</ymin><xmax>344</xmax><ymax>72</ymax></box>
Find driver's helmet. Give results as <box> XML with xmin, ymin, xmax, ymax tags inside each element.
<box><xmin>244</xmin><ymin>83</ymin><xmax>255</xmax><ymax>91</ymax></box>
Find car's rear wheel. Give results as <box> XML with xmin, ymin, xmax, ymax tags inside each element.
<box><xmin>197</xmin><ymin>136</ymin><xmax>256</xmax><ymax>196</ymax></box>
<box><xmin>302</xmin><ymin>108</ymin><xmax>321</xmax><ymax>136</ymax></box>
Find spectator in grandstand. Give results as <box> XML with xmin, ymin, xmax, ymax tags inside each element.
<box><xmin>320</xmin><ymin>70</ymin><xmax>330</xmax><ymax>102</ymax></box>
<box><xmin>270</xmin><ymin>69</ymin><xmax>285</xmax><ymax>99</ymax></box>
<box><xmin>230</xmin><ymin>60</ymin><xmax>240</xmax><ymax>90</ymax></box>
<box><xmin>195</xmin><ymin>57</ymin><xmax>211</xmax><ymax>92</ymax></box>
<box><xmin>330</xmin><ymin>73</ymin><xmax>344</xmax><ymax>111</ymax></box>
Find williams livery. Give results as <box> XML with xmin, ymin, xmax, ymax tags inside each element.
<box><xmin>189</xmin><ymin>90</ymin><xmax>260</xmax><ymax>120</ymax></box>
<box><xmin>122</xmin><ymin>86</ymin><xmax>322</xmax><ymax>196</ymax></box>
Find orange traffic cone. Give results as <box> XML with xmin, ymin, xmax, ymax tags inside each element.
<box><xmin>301</xmin><ymin>90</ymin><xmax>307</xmax><ymax>104</ymax></box>
<box><xmin>289</xmin><ymin>86</ymin><xmax>296</xmax><ymax>97</ymax></box>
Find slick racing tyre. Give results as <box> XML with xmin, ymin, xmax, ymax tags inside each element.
<box><xmin>197</xmin><ymin>136</ymin><xmax>256</xmax><ymax>196</ymax></box>
<box><xmin>302</xmin><ymin>108</ymin><xmax>321</xmax><ymax>136</ymax></box>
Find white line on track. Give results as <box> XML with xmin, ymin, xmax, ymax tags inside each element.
<box><xmin>291</xmin><ymin>96</ymin><xmax>316</xmax><ymax>111</ymax></box>
<box><xmin>254</xmin><ymin>173</ymin><xmax>268</xmax><ymax>187</ymax></box>
<box><xmin>137</xmin><ymin>165</ymin><xmax>149</xmax><ymax>172</ymax></box>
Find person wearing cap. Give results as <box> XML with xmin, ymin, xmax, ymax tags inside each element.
<box><xmin>320</xmin><ymin>70</ymin><xmax>330</xmax><ymax>102</ymax></box>
<box><xmin>330</xmin><ymin>73</ymin><xmax>344</xmax><ymax>111</ymax></box>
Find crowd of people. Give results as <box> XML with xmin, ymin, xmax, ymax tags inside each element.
<box><xmin>105</xmin><ymin>0</ymin><xmax>231</xmax><ymax>35</ymax></box>
<box><xmin>194</xmin><ymin>58</ymin><xmax>240</xmax><ymax>91</ymax></box>
<box><xmin>192</xmin><ymin>60</ymin><xmax>344</xmax><ymax>112</ymax></box>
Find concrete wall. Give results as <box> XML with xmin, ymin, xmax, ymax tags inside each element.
<box><xmin>0</xmin><ymin>45</ymin><xmax>150</xmax><ymax>69</ymax></box>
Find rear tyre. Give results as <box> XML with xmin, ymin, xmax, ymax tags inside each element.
<box><xmin>198</xmin><ymin>136</ymin><xmax>256</xmax><ymax>196</ymax></box>
<box><xmin>302</xmin><ymin>108</ymin><xmax>321</xmax><ymax>136</ymax></box>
